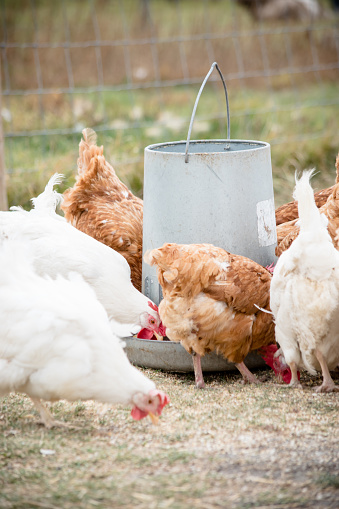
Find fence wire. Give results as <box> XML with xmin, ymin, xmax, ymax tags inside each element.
<box><xmin>1</xmin><ymin>0</ymin><xmax>339</xmax><ymax>198</ymax></box>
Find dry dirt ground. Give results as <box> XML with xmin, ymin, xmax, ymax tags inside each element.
<box><xmin>0</xmin><ymin>367</ymin><xmax>338</xmax><ymax>509</ymax></box>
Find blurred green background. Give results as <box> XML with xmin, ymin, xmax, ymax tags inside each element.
<box><xmin>1</xmin><ymin>0</ymin><xmax>339</xmax><ymax>209</ymax></box>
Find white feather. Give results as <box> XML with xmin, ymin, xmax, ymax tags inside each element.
<box><xmin>0</xmin><ymin>177</ymin><xmax>161</xmax><ymax>330</ymax></box>
<box><xmin>270</xmin><ymin>170</ymin><xmax>339</xmax><ymax>375</ymax></box>
<box><xmin>0</xmin><ymin>240</ymin><xmax>155</xmax><ymax>405</ymax></box>
<box><xmin>28</xmin><ymin>173</ymin><xmax>65</xmax><ymax>220</ymax></box>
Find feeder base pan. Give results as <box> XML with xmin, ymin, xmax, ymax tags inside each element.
<box><xmin>124</xmin><ymin>337</ymin><xmax>266</xmax><ymax>373</ymax></box>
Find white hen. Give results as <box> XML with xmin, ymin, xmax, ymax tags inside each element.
<box><xmin>0</xmin><ymin>174</ymin><xmax>165</xmax><ymax>338</ymax></box>
<box><xmin>0</xmin><ymin>240</ymin><xmax>169</xmax><ymax>428</ymax></box>
<box><xmin>270</xmin><ymin>170</ymin><xmax>339</xmax><ymax>392</ymax></box>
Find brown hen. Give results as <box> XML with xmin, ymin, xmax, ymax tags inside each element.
<box><xmin>145</xmin><ymin>243</ymin><xmax>289</xmax><ymax>388</ymax></box>
<box><xmin>276</xmin><ymin>153</ymin><xmax>339</xmax><ymax>256</ymax></box>
<box><xmin>62</xmin><ymin>128</ymin><xmax>143</xmax><ymax>290</ymax></box>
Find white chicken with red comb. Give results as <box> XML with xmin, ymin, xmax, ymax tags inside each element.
<box><xmin>137</xmin><ymin>301</ymin><xmax>167</xmax><ymax>340</ymax></box>
<box><xmin>0</xmin><ymin>240</ymin><xmax>169</xmax><ymax>428</ymax></box>
<box><xmin>0</xmin><ymin>174</ymin><xmax>165</xmax><ymax>340</ymax></box>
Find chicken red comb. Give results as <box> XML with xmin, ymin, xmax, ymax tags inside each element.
<box><xmin>258</xmin><ymin>344</ymin><xmax>300</xmax><ymax>384</ymax></box>
<box><xmin>259</xmin><ymin>343</ymin><xmax>278</xmax><ymax>359</ymax></box>
<box><xmin>148</xmin><ymin>301</ymin><xmax>159</xmax><ymax>312</ymax></box>
<box><xmin>149</xmin><ymin>389</ymin><xmax>170</xmax><ymax>414</ymax></box>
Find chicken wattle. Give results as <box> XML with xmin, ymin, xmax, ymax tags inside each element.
<box><xmin>137</xmin><ymin>302</ymin><xmax>166</xmax><ymax>340</ymax></box>
<box><xmin>131</xmin><ymin>390</ymin><xmax>170</xmax><ymax>424</ymax></box>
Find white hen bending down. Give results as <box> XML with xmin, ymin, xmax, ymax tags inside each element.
<box><xmin>0</xmin><ymin>240</ymin><xmax>169</xmax><ymax>428</ymax></box>
<box><xmin>270</xmin><ymin>170</ymin><xmax>339</xmax><ymax>392</ymax></box>
<box><xmin>0</xmin><ymin>174</ymin><xmax>165</xmax><ymax>338</ymax></box>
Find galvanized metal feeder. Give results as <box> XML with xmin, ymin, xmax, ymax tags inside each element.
<box><xmin>124</xmin><ymin>337</ymin><xmax>266</xmax><ymax>373</ymax></box>
<box><xmin>127</xmin><ymin>62</ymin><xmax>278</xmax><ymax>372</ymax></box>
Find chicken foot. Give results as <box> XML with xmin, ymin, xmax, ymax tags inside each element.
<box><xmin>191</xmin><ymin>352</ymin><xmax>205</xmax><ymax>389</ymax></box>
<box><xmin>235</xmin><ymin>362</ymin><xmax>261</xmax><ymax>384</ymax></box>
<box><xmin>314</xmin><ymin>350</ymin><xmax>339</xmax><ymax>393</ymax></box>
<box><xmin>30</xmin><ymin>397</ymin><xmax>72</xmax><ymax>429</ymax></box>
<box><xmin>278</xmin><ymin>361</ymin><xmax>302</xmax><ymax>388</ymax></box>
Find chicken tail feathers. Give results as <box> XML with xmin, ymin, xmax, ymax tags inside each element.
<box><xmin>31</xmin><ymin>173</ymin><xmax>64</xmax><ymax>214</ymax></box>
<box><xmin>77</xmin><ymin>128</ymin><xmax>104</xmax><ymax>175</ymax></box>
<box><xmin>82</xmin><ymin>127</ymin><xmax>97</xmax><ymax>147</ymax></box>
<box><xmin>293</xmin><ymin>169</ymin><xmax>328</xmax><ymax>233</ymax></box>
<box><xmin>301</xmin><ymin>350</ymin><xmax>318</xmax><ymax>376</ymax></box>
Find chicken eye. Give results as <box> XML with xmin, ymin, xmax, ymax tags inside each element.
<box><xmin>150</xmin><ymin>319</ymin><xmax>155</xmax><ymax>324</ymax></box>
<box><xmin>148</xmin><ymin>399</ymin><xmax>152</xmax><ymax>404</ymax></box>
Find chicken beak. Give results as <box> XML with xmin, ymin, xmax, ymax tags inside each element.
<box><xmin>149</xmin><ymin>412</ymin><xmax>159</xmax><ymax>425</ymax></box>
<box><xmin>153</xmin><ymin>331</ymin><xmax>163</xmax><ymax>341</ymax></box>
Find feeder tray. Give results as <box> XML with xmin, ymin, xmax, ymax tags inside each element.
<box><xmin>124</xmin><ymin>337</ymin><xmax>266</xmax><ymax>373</ymax></box>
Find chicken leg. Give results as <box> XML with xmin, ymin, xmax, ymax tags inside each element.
<box><xmin>30</xmin><ymin>397</ymin><xmax>71</xmax><ymax>428</ymax></box>
<box><xmin>278</xmin><ymin>361</ymin><xmax>302</xmax><ymax>388</ymax></box>
<box><xmin>191</xmin><ymin>352</ymin><xmax>205</xmax><ymax>389</ymax></box>
<box><xmin>314</xmin><ymin>350</ymin><xmax>339</xmax><ymax>393</ymax></box>
<box><xmin>235</xmin><ymin>362</ymin><xmax>260</xmax><ymax>384</ymax></box>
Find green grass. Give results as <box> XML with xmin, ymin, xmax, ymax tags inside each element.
<box><xmin>4</xmin><ymin>81</ymin><xmax>339</xmax><ymax>210</ymax></box>
<box><xmin>316</xmin><ymin>474</ymin><xmax>339</xmax><ymax>489</ymax></box>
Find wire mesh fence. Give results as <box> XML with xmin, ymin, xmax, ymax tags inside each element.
<box><xmin>1</xmin><ymin>0</ymin><xmax>339</xmax><ymax>208</ymax></box>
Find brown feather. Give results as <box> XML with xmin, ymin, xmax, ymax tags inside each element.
<box><xmin>275</xmin><ymin>188</ymin><xmax>332</xmax><ymax>226</ymax></box>
<box><xmin>275</xmin><ymin>153</ymin><xmax>339</xmax><ymax>227</ymax></box>
<box><xmin>147</xmin><ymin>243</ymin><xmax>275</xmax><ymax>364</ymax></box>
<box><xmin>62</xmin><ymin>129</ymin><xmax>143</xmax><ymax>290</ymax></box>
<box><xmin>276</xmin><ymin>152</ymin><xmax>339</xmax><ymax>256</ymax></box>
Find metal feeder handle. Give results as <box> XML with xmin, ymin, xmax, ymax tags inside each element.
<box><xmin>185</xmin><ymin>61</ymin><xmax>230</xmax><ymax>163</ymax></box>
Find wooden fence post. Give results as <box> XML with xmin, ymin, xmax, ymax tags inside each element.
<box><xmin>0</xmin><ymin>54</ymin><xmax>8</xmax><ymax>211</ymax></box>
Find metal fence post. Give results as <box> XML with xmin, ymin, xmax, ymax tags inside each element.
<box><xmin>0</xmin><ymin>55</ymin><xmax>8</xmax><ymax>211</ymax></box>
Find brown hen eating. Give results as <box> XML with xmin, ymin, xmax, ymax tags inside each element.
<box><xmin>145</xmin><ymin>243</ymin><xmax>291</xmax><ymax>388</ymax></box>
